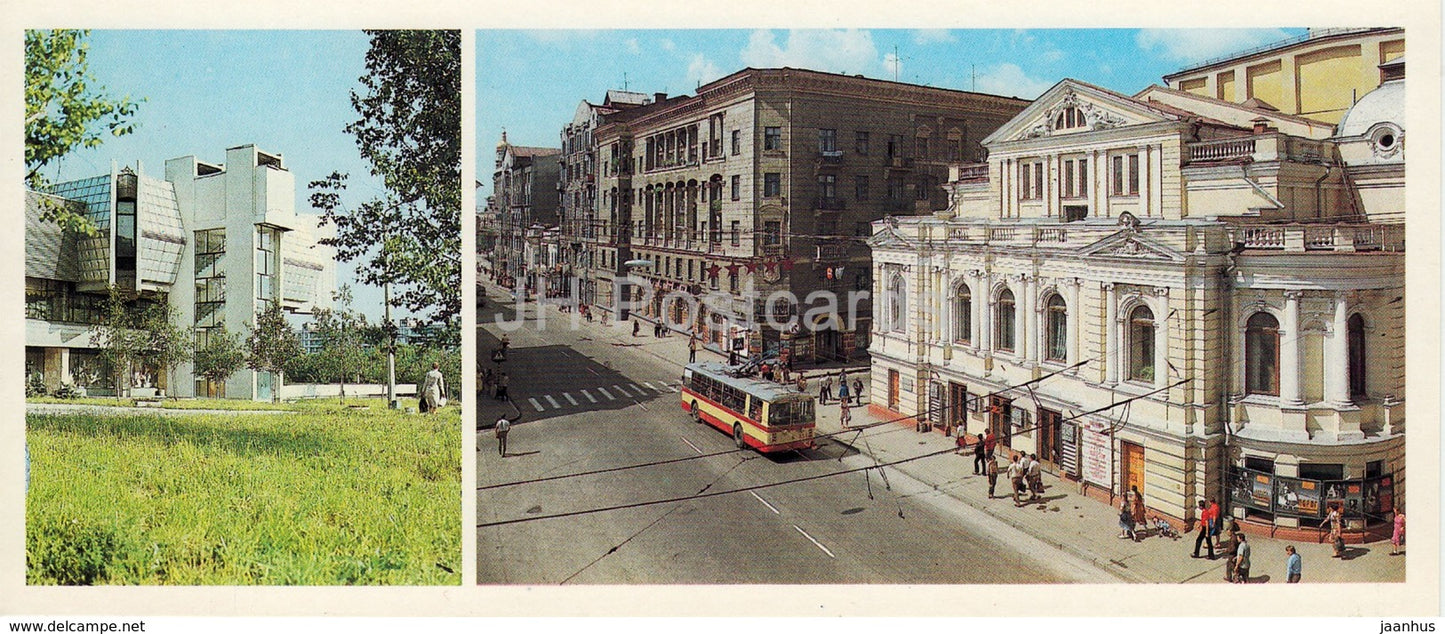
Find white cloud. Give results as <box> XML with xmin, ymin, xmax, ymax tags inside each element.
<box><xmin>661</xmin><ymin>38</ymin><xmax>676</xmax><ymax>52</ymax></box>
<box><xmin>1039</xmin><ymin>49</ymin><xmax>1066</xmax><ymax>64</ymax></box>
<box><xmin>625</xmin><ymin>38</ymin><xmax>641</xmax><ymax>55</ymax></box>
<box><xmin>1136</xmin><ymin>28</ymin><xmax>1293</xmax><ymax>64</ymax></box>
<box><xmin>912</xmin><ymin>29</ymin><xmax>956</xmax><ymax>45</ymax></box>
<box><xmin>973</xmin><ymin>63</ymin><xmax>1056</xmax><ymax>100</ymax></box>
<box><xmin>739</xmin><ymin>29</ymin><xmax>879</xmax><ymax>76</ymax></box>
<box><xmin>685</xmin><ymin>53</ymin><xmax>724</xmax><ymax>88</ymax></box>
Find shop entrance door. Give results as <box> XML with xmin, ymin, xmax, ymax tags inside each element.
<box><xmin>1038</xmin><ymin>408</ymin><xmax>1062</xmax><ymax>470</ymax></box>
<box><xmin>1121</xmin><ymin>440</ymin><xmax>1145</xmax><ymax>496</ymax></box>
<box><xmin>887</xmin><ymin>369</ymin><xmax>900</xmax><ymax>410</ymax></box>
<box><xmin>949</xmin><ymin>383</ymin><xmax>970</xmax><ymax>434</ymax></box>
<box><xmin>989</xmin><ymin>395</ymin><xmax>1012</xmax><ymax>448</ymax></box>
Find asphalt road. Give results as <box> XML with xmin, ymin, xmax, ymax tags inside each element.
<box><xmin>475</xmin><ymin>290</ymin><xmax>1108</xmax><ymax>584</ymax></box>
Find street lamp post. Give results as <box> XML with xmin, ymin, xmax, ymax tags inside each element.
<box><xmin>384</xmin><ymin>281</ymin><xmax>397</xmax><ymax>409</ymax></box>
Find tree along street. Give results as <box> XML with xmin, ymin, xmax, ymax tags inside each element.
<box><xmin>475</xmin><ymin>292</ymin><xmax>1110</xmax><ymax>584</ymax></box>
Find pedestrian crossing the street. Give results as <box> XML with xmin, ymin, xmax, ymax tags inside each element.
<box><xmin>521</xmin><ymin>381</ymin><xmax>675</xmax><ymax>414</ymax></box>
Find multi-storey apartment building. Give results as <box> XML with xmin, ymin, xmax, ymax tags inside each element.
<box><xmin>491</xmin><ymin>133</ymin><xmax>560</xmax><ymax>294</ymax></box>
<box><xmin>590</xmin><ymin>67</ymin><xmax>1027</xmax><ymax>362</ymax></box>
<box><xmin>558</xmin><ymin>91</ymin><xmax>650</xmax><ymax>302</ymax></box>
<box><xmin>26</xmin><ymin>144</ymin><xmax>336</xmax><ymax>400</ymax></box>
<box><xmin>1163</xmin><ymin>27</ymin><xmax>1404</xmax><ymax>125</ymax></box>
<box><xmin>868</xmin><ymin>52</ymin><xmax>1405</xmax><ymax>540</ymax></box>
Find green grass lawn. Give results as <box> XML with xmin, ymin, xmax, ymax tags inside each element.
<box><xmin>26</xmin><ymin>398</ymin><xmax>460</xmax><ymax>585</ymax></box>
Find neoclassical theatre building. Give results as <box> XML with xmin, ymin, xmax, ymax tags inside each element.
<box><xmin>868</xmin><ymin>52</ymin><xmax>1404</xmax><ymax>538</ymax></box>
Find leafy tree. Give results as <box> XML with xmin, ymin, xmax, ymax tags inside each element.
<box><xmin>137</xmin><ymin>302</ymin><xmax>192</xmax><ymax>398</ymax></box>
<box><xmin>246</xmin><ymin>301</ymin><xmax>303</xmax><ymax>402</ymax></box>
<box><xmin>25</xmin><ymin>29</ymin><xmax>140</xmax><ymax>235</ymax></box>
<box><xmin>193</xmin><ymin>326</ymin><xmax>245</xmax><ymax>397</ymax></box>
<box><xmin>310</xmin><ymin>286</ymin><xmax>370</xmax><ymax>402</ymax></box>
<box><xmin>89</xmin><ymin>286</ymin><xmax>147</xmax><ymax>398</ymax></box>
<box><xmin>311</xmin><ymin>29</ymin><xmax>460</xmax><ymax>324</ymax></box>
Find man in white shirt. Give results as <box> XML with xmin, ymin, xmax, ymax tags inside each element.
<box><xmin>1007</xmin><ymin>455</ymin><xmax>1025</xmax><ymax>506</ymax></box>
<box><xmin>495</xmin><ymin>417</ymin><xmax>512</xmax><ymax>457</ymax></box>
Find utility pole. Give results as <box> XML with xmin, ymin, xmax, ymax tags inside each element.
<box><xmin>384</xmin><ymin>281</ymin><xmax>397</xmax><ymax>409</ymax></box>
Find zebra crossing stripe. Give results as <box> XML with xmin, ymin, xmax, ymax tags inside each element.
<box><xmin>629</xmin><ymin>384</ymin><xmax>647</xmax><ymax>396</ymax></box>
<box><xmin>597</xmin><ymin>387</ymin><xmax>616</xmax><ymax>400</ymax></box>
<box><xmin>667</xmin><ymin>384</ymin><xmax>679</xmax><ymax>392</ymax></box>
<box><xmin>528</xmin><ymin>398</ymin><xmax>545</xmax><ymax>412</ymax></box>
<box><xmin>581</xmin><ymin>390</ymin><xmax>597</xmax><ymax>403</ymax></box>
<box><xmin>642</xmin><ymin>381</ymin><xmax>657</xmax><ymax>391</ymax></box>
<box><xmin>563</xmin><ymin>393</ymin><xmax>578</xmax><ymax>406</ymax></box>
<box><xmin>545</xmin><ymin>395</ymin><xmax>561</xmax><ymax>409</ymax></box>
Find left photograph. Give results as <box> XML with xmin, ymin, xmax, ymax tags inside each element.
<box><xmin>24</xmin><ymin>29</ymin><xmax>462</xmax><ymax>584</ymax></box>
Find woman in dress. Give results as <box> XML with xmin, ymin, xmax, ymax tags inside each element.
<box><xmin>1325</xmin><ymin>503</ymin><xmax>1344</xmax><ymax>557</ymax></box>
<box><xmin>1119</xmin><ymin>495</ymin><xmax>1137</xmax><ymax>541</ymax></box>
<box><xmin>1391</xmin><ymin>506</ymin><xmax>1405</xmax><ymax>555</ymax></box>
<box><xmin>1130</xmin><ymin>485</ymin><xmax>1147</xmax><ymax>535</ymax></box>
<box><xmin>423</xmin><ymin>362</ymin><xmax>445</xmax><ymax>415</ymax></box>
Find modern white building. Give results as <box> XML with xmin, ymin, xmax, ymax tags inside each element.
<box><xmin>867</xmin><ymin>52</ymin><xmax>1404</xmax><ymax>540</ymax></box>
<box><xmin>26</xmin><ymin>144</ymin><xmax>336</xmax><ymax>400</ymax></box>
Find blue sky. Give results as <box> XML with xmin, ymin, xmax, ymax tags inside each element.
<box><xmin>37</xmin><ymin>30</ymin><xmax>402</xmax><ymax>317</ymax></box>
<box><xmin>477</xmin><ymin>28</ymin><xmax>1308</xmax><ymax>197</ymax></box>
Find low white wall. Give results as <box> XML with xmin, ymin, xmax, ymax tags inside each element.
<box><xmin>280</xmin><ymin>383</ymin><xmax>418</xmax><ymax>400</ymax></box>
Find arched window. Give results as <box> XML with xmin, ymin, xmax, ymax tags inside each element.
<box><xmin>1245</xmin><ymin>312</ymin><xmax>1280</xmax><ymax>396</ymax></box>
<box><xmin>953</xmin><ymin>283</ymin><xmax>972</xmax><ymax>344</ymax></box>
<box><xmin>1045</xmin><ymin>294</ymin><xmax>1068</xmax><ymax>362</ymax></box>
<box><xmin>1348</xmin><ymin>313</ymin><xmax>1366</xmax><ymax>399</ymax></box>
<box><xmin>995</xmin><ymin>289</ymin><xmax>1016</xmax><ymax>352</ymax></box>
<box><xmin>1055</xmin><ymin>106</ymin><xmax>1086</xmax><ymax>129</ymax></box>
<box><xmin>888</xmin><ymin>274</ymin><xmax>907</xmax><ymax>333</ymax></box>
<box><xmin>1127</xmin><ymin>305</ymin><xmax>1156</xmax><ymax>382</ymax></box>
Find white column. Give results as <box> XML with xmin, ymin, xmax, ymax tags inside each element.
<box><xmin>970</xmin><ymin>272</ymin><xmax>983</xmax><ymax>349</ymax></box>
<box><xmin>1153</xmin><ymin>294</ymin><xmax>1169</xmax><ymax>388</ymax></box>
<box><xmin>1326</xmin><ymin>294</ymin><xmax>1352</xmax><ymax>406</ymax></box>
<box><xmin>1141</xmin><ymin>145</ymin><xmax>1152</xmax><ymax>216</ymax></box>
<box><xmin>1105</xmin><ymin>283</ymin><xmax>1119</xmax><ymax>384</ymax></box>
<box><xmin>1024</xmin><ymin>275</ymin><xmax>1038</xmax><ymax>363</ymax></box>
<box><xmin>1067</xmin><ymin>279</ymin><xmax>1081</xmax><ymax>366</ymax></box>
<box><xmin>1281</xmin><ymin>290</ymin><xmax>1304</xmax><ymax>406</ymax></box>
<box><xmin>981</xmin><ymin>274</ymin><xmax>993</xmax><ymax>354</ymax></box>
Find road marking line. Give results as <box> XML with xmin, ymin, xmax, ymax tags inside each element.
<box><xmin>581</xmin><ymin>390</ymin><xmax>597</xmax><ymax>403</ymax></box>
<box><xmin>629</xmin><ymin>384</ymin><xmax>647</xmax><ymax>396</ymax></box>
<box><xmin>643</xmin><ymin>381</ymin><xmax>657</xmax><ymax>391</ymax></box>
<box><xmin>750</xmin><ymin>491</ymin><xmax>781</xmax><ymax>515</ymax></box>
<box><xmin>563</xmin><ymin>393</ymin><xmax>578</xmax><ymax>406</ymax></box>
<box><xmin>528</xmin><ymin>398</ymin><xmax>545</xmax><ymax>412</ymax></box>
<box><xmin>793</xmin><ymin>525</ymin><xmax>835</xmax><ymax>558</ymax></box>
<box><xmin>667</xmin><ymin>385</ymin><xmax>679</xmax><ymax>392</ymax></box>
<box><xmin>545</xmin><ymin>395</ymin><xmax>561</xmax><ymax>409</ymax></box>
<box><xmin>597</xmin><ymin>387</ymin><xmax>616</xmax><ymax>400</ymax></box>
<box><xmin>634</xmin><ymin>399</ymin><xmax>649</xmax><ymax>411</ymax></box>
<box><xmin>681</xmin><ymin>437</ymin><xmax>703</xmax><ymax>454</ymax></box>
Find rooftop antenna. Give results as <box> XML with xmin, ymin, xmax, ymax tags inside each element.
<box><xmin>972</xmin><ymin>64</ymin><xmax>976</xmax><ymax>91</ymax></box>
<box><xmin>623</xmin><ymin>72</ymin><xmax>629</xmax><ymax>92</ymax></box>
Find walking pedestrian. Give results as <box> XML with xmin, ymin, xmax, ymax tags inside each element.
<box><xmin>688</xmin><ymin>336</ymin><xmax>698</xmax><ymax>363</ymax></box>
<box><xmin>1285</xmin><ymin>545</ymin><xmax>1302</xmax><ymax>583</ymax></box>
<box><xmin>423</xmin><ymin>361</ymin><xmax>446</xmax><ymax>415</ymax></box>
<box><xmin>819</xmin><ymin>376</ymin><xmax>833</xmax><ymax>405</ymax></box>
<box><xmin>837</xmin><ymin>377</ymin><xmax>850</xmax><ymax>406</ymax></box>
<box><xmin>972</xmin><ymin>435</ymin><xmax>987</xmax><ymax>475</ymax></box>
<box><xmin>1192</xmin><ymin>500</ymin><xmax>1216</xmax><ymax>559</ymax></box>
<box><xmin>494</xmin><ymin>417</ymin><xmax>512</xmax><ymax>457</ymax></box>
<box><xmin>983</xmin><ymin>429</ymin><xmax>997</xmax><ymax>458</ymax></box>
<box><xmin>1007</xmin><ymin>455</ymin><xmax>1025</xmax><ymax>507</ymax></box>
<box><xmin>840</xmin><ymin>402</ymin><xmax>852</xmax><ymax>429</ymax></box>
<box><xmin>1324</xmin><ymin>503</ymin><xmax>1345</xmax><ymax>558</ymax></box>
<box><xmin>1208</xmin><ymin>497</ymin><xmax>1223</xmax><ymax>547</ymax></box>
<box><xmin>495</xmin><ymin>372</ymin><xmax>510</xmax><ymax>401</ymax></box>
<box><xmin>1233</xmin><ymin>533</ymin><xmax>1251</xmax><ymax>583</ymax></box>
<box><xmin>1130</xmin><ymin>485</ymin><xmax>1147</xmax><ymax>532</ymax></box>
<box><xmin>985</xmin><ymin>452</ymin><xmax>999</xmax><ymax>498</ymax></box>
<box><xmin>1391</xmin><ymin>506</ymin><xmax>1405</xmax><ymax>555</ymax></box>
<box><xmin>852</xmin><ymin>378</ymin><xmax>864</xmax><ymax>405</ymax></box>
<box><xmin>1027</xmin><ymin>453</ymin><xmax>1043</xmax><ymax>501</ymax></box>
<box><xmin>728</xmin><ymin>348</ymin><xmax>738</xmax><ymax>366</ymax></box>
<box><xmin>796</xmin><ymin>374</ymin><xmax>808</xmax><ymax>393</ymax></box>
<box><xmin>633</xmin><ymin>319</ymin><xmax>641</xmax><ymax>337</ymax></box>
<box><xmin>1119</xmin><ymin>495</ymin><xmax>1138</xmax><ymax>541</ymax></box>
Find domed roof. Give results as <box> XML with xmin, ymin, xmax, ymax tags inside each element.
<box><xmin>1336</xmin><ymin>77</ymin><xmax>1403</xmax><ymax>139</ymax></box>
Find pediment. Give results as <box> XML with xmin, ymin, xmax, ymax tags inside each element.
<box><xmin>1079</xmin><ymin>226</ymin><xmax>1185</xmax><ymax>263</ymax></box>
<box><xmin>983</xmin><ymin>79</ymin><xmax>1179</xmax><ymax>145</ymax></box>
<box><xmin>867</xmin><ymin>224</ymin><xmax>916</xmax><ymax>250</ymax></box>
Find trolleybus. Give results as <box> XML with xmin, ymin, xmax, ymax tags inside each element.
<box><xmin>681</xmin><ymin>362</ymin><xmax>816</xmax><ymax>452</ymax></box>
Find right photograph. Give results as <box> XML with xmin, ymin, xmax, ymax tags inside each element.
<box><xmin>475</xmin><ymin>28</ymin><xmax>1406</xmax><ymax>585</ymax></box>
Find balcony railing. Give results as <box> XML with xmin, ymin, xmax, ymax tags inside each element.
<box><xmin>1186</xmin><ymin>137</ymin><xmax>1257</xmax><ymax>163</ymax></box>
<box><xmin>1185</xmin><ymin>135</ymin><xmax>1333</xmax><ymax>165</ymax></box>
<box><xmin>1231</xmin><ymin>223</ymin><xmax>1405</xmax><ymax>252</ymax></box>
<box><xmin>816</xmin><ymin>242</ymin><xmax>849</xmax><ymax>261</ymax></box>
<box><xmin>816</xmin><ymin>197</ymin><xmax>845</xmax><ymax>211</ymax></box>
<box><xmin>760</xmin><ymin>244</ymin><xmax>784</xmax><ymax>257</ymax></box>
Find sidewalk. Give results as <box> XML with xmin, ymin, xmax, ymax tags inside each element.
<box><xmin>477</xmin><ymin>283</ymin><xmax>1406</xmax><ymax>583</ymax></box>
<box><xmin>812</xmin><ymin>402</ymin><xmax>1407</xmax><ymax>584</ymax></box>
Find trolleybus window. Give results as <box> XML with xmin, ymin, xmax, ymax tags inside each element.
<box><xmin>769</xmin><ymin>400</ymin><xmax>814</xmax><ymax>427</ymax></box>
